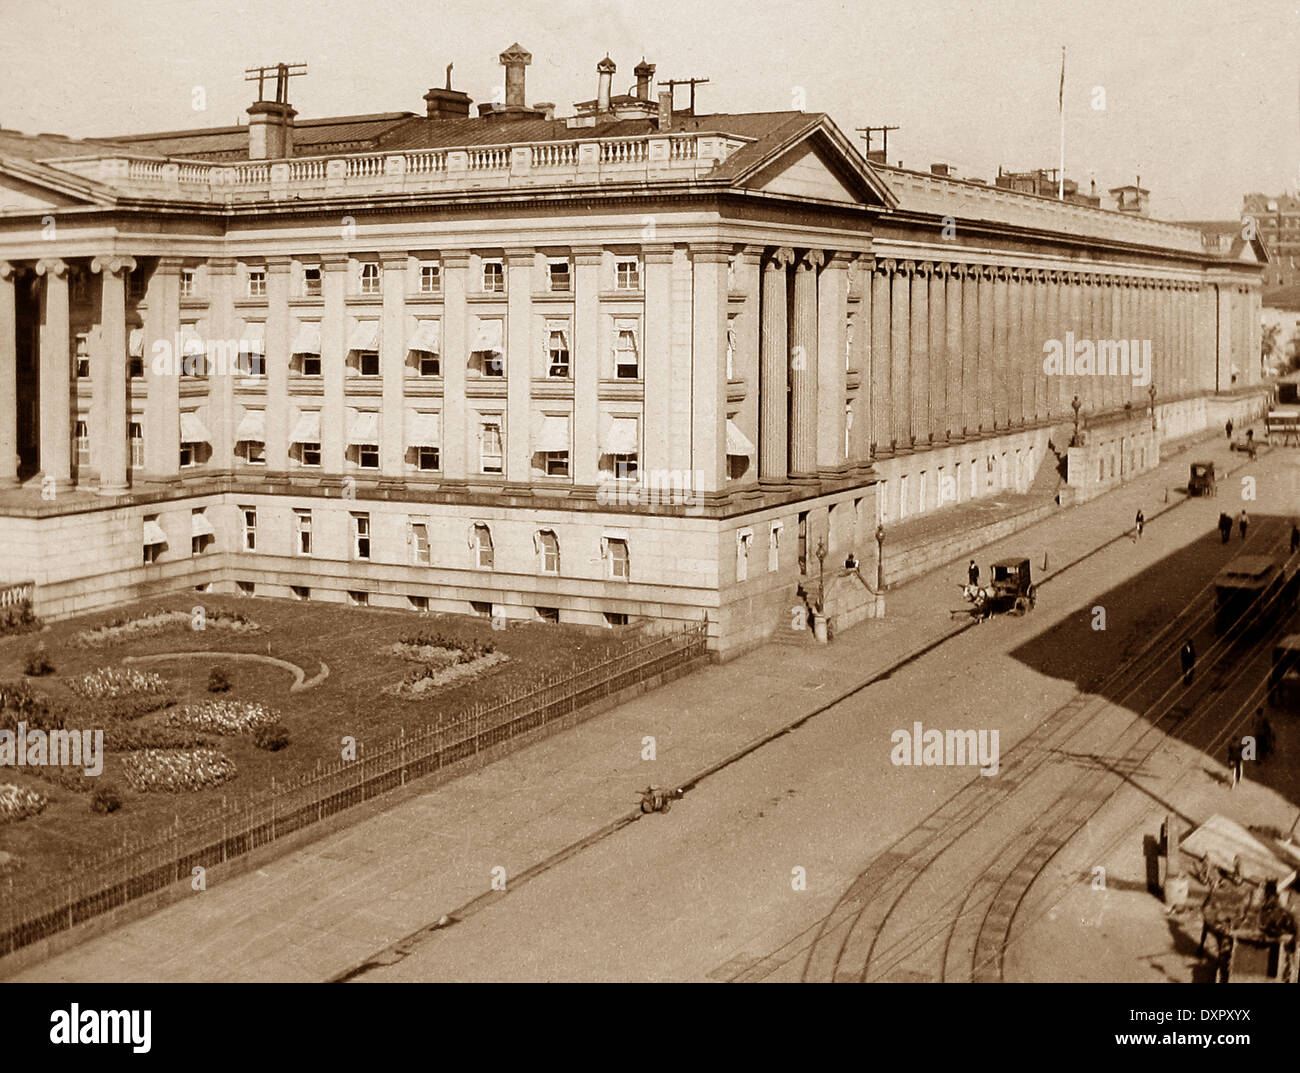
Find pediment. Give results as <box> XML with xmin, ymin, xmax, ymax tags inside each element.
<box><xmin>0</xmin><ymin>172</ymin><xmax>90</xmax><ymax>212</ymax></box>
<box><xmin>734</xmin><ymin>122</ymin><xmax>897</xmax><ymax>210</ymax></box>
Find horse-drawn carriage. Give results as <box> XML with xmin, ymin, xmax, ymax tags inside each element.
<box><xmin>959</xmin><ymin>557</ymin><xmax>1038</xmax><ymax>620</ymax></box>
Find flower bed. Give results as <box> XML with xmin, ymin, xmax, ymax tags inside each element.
<box><xmin>120</xmin><ymin>749</ymin><xmax>237</xmax><ymax>793</ymax></box>
<box><xmin>163</xmin><ymin>699</ymin><xmax>281</xmax><ymax>737</ymax></box>
<box><xmin>0</xmin><ymin>600</ymin><xmax>40</xmax><ymax>638</ymax></box>
<box><xmin>0</xmin><ymin>681</ymin><xmax>63</xmax><ymax>732</ymax></box>
<box><xmin>74</xmin><ymin>608</ymin><xmax>261</xmax><ymax>648</ymax></box>
<box><xmin>0</xmin><ymin>783</ymin><xmax>48</xmax><ymax>823</ymax></box>
<box><xmin>387</xmin><ymin>651</ymin><xmax>511</xmax><ymax>697</ymax></box>
<box><xmin>67</xmin><ymin>667</ymin><xmax>170</xmax><ymax>700</ymax></box>
<box><xmin>391</xmin><ymin>633</ymin><xmax>496</xmax><ymax>664</ymax></box>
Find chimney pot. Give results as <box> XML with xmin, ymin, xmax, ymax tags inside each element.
<box><xmin>499</xmin><ymin>42</ymin><xmax>532</xmax><ymax>110</ymax></box>
<box><xmin>657</xmin><ymin>88</ymin><xmax>673</xmax><ymax>131</ymax></box>
<box><xmin>597</xmin><ymin>55</ymin><xmax>616</xmax><ymax>114</ymax></box>
<box><xmin>634</xmin><ymin>58</ymin><xmax>655</xmax><ymax>101</ymax></box>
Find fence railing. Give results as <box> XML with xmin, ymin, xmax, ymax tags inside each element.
<box><xmin>0</xmin><ymin>581</ymin><xmax>34</xmax><ymax>610</ymax></box>
<box><xmin>0</xmin><ymin>619</ymin><xmax>708</xmax><ymax>961</ymax></box>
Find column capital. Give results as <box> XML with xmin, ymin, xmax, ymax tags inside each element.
<box><xmin>35</xmin><ymin>258</ymin><xmax>70</xmax><ymax>278</ymax></box>
<box><xmin>878</xmin><ymin>258</ymin><xmax>897</xmax><ymax>276</ymax></box>
<box><xmin>642</xmin><ymin>243</ymin><xmax>675</xmax><ymax>265</ymax></box>
<box><xmin>995</xmin><ymin>265</ymin><xmax>1012</xmax><ymax>281</ymax></box>
<box><xmin>933</xmin><ymin>261</ymin><xmax>953</xmax><ymax>278</ymax></box>
<box><xmin>797</xmin><ymin>248</ymin><xmax>825</xmax><ymax>272</ymax></box>
<box><xmin>0</xmin><ymin>260</ymin><xmax>15</xmax><ymax>282</ymax></box>
<box><xmin>735</xmin><ymin>244</ymin><xmax>765</xmax><ymax>265</ymax></box>
<box><xmin>503</xmin><ymin>248</ymin><xmax>535</xmax><ymax>267</ymax></box>
<box><xmin>689</xmin><ymin>242</ymin><xmax>733</xmax><ymax>264</ymax></box>
<box><xmin>90</xmin><ymin>254</ymin><xmax>137</xmax><ymax>277</ymax></box>
<box><xmin>765</xmin><ymin>247</ymin><xmax>796</xmax><ymax>271</ymax></box>
<box><xmin>977</xmin><ymin>264</ymin><xmax>995</xmax><ymax>280</ymax></box>
<box><xmin>949</xmin><ymin>262</ymin><xmax>970</xmax><ymax>279</ymax></box>
<box><xmin>265</xmin><ymin>255</ymin><xmax>294</xmax><ymax>273</ymax></box>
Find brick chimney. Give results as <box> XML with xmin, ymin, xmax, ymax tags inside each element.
<box><xmin>246</xmin><ymin>99</ymin><xmax>295</xmax><ymax>160</ymax></box>
<box><xmin>657</xmin><ymin>88</ymin><xmax>673</xmax><ymax>131</ymax></box>
<box><xmin>597</xmin><ymin>56</ymin><xmax>616</xmax><ymax>114</ymax></box>
<box><xmin>634</xmin><ymin>59</ymin><xmax>655</xmax><ymax>101</ymax></box>
<box><xmin>424</xmin><ymin>62</ymin><xmax>472</xmax><ymax>120</ymax></box>
<box><xmin>500</xmin><ymin>43</ymin><xmax>531</xmax><ymax>108</ymax></box>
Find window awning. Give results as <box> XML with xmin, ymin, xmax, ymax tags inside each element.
<box><xmin>347</xmin><ymin>320</ymin><xmax>379</xmax><ymax>352</ymax></box>
<box><xmin>600</xmin><ymin>415</ymin><xmax>639</xmax><ymax>454</ymax></box>
<box><xmin>407</xmin><ymin>411</ymin><xmax>440</xmax><ymax>448</ymax></box>
<box><xmin>534</xmin><ymin>414</ymin><xmax>570</xmax><ymax>453</ymax></box>
<box><xmin>408</xmin><ymin>320</ymin><xmax>440</xmax><ymax>353</ymax></box>
<box><xmin>471</xmin><ymin>319</ymin><xmax>503</xmax><ymax>355</ymax></box>
<box><xmin>726</xmin><ymin>419</ymin><xmax>755</xmax><ymax>457</ymax></box>
<box><xmin>129</xmin><ymin>328</ymin><xmax>144</xmax><ymax>359</ymax></box>
<box><xmin>290</xmin><ymin>411</ymin><xmax>321</xmax><ymax>444</ymax></box>
<box><xmin>191</xmin><ymin>513</ymin><xmax>215</xmax><ymax>539</ymax></box>
<box><xmin>180</xmin><ymin>324</ymin><xmax>204</xmax><ymax>355</ymax></box>
<box><xmin>142</xmin><ymin>520</ymin><xmax>167</xmax><ymax>546</ymax></box>
<box><xmin>546</xmin><ymin>325</ymin><xmax>570</xmax><ymax>349</ymax></box>
<box><xmin>179</xmin><ymin>412</ymin><xmax>210</xmax><ymax>444</ymax></box>
<box><xmin>234</xmin><ymin>409</ymin><xmax>265</xmax><ymax>443</ymax></box>
<box><xmin>348</xmin><ymin>411</ymin><xmax>379</xmax><ymax>445</ymax></box>
<box><xmin>292</xmin><ymin>322</ymin><xmax>321</xmax><ymax>355</ymax></box>
<box><xmin>240</xmin><ymin>322</ymin><xmax>266</xmax><ymax>353</ymax></box>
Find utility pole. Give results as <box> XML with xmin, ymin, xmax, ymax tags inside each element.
<box><xmin>856</xmin><ymin>125</ymin><xmax>899</xmax><ymax>161</ymax></box>
<box><xmin>662</xmin><ymin>76</ymin><xmax>709</xmax><ymax>114</ymax></box>
<box><xmin>244</xmin><ymin>62</ymin><xmax>307</xmax><ymax>104</ymax></box>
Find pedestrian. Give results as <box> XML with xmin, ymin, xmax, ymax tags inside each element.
<box><xmin>1179</xmin><ymin>638</ymin><xmax>1196</xmax><ymax>686</ymax></box>
<box><xmin>1227</xmin><ymin>739</ymin><xmax>1243</xmax><ymax>789</ymax></box>
<box><xmin>1134</xmin><ymin>509</ymin><xmax>1145</xmax><ymax>542</ymax></box>
<box><xmin>1219</xmin><ymin>512</ymin><xmax>1232</xmax><ymax>545</ymax></box>
<box><xmin>968</xmin><ymin>560</ymin><xmax>979</xmax><ymax>587</ymax></box>
<box><xmin>1254</xmin><ymin>707</ymin><xmax>1273</xmax><ymax>763</ymax></box>
<box><xmin>1291</xmin><ymin>521</ymin><xmax>1298</xmax><ymax>555</ymax></box>
<box><xmin>1246</xmin><ymin>428</ymin><xmax>1257</xmax><ymax>461</ymax></box>
<box><xmin>1239</xmin><ymin>508</ymin><xmax>1249</xmax><ymax>541</ymax></box>
<box><xmin>1226</xmin><ymin>418</ymin><xmax>1234</xmax><ymax>441</ymax></box>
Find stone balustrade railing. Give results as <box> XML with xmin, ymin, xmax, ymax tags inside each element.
<box><xmin>0</xmin><ymin>580</ymin><xmax>34</xmax><ymax>608</ymax></box>
<box><xmin>43</xmin><ymin>132</ymin><xmax>736</xmax><ymax>203</ymax></box>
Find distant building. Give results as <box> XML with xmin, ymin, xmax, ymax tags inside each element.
<box><xmin>1242</xmin><ymin>193</ymin><xmax>1300</xmax><ymax>294</ymax></box>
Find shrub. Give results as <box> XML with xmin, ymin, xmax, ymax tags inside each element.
<box><xmin>0</xmin><ymin>681</ymin><xmax>63</xmax><ymax>731</ymax></box>
<box><xmin>207</xmin><ymin>666</ymin><xmax>231</xmax><ymax>693</ymax></box>
<box><xmin>90</xmin><ymin>783</ymin><xmax>122</xmax><ymax>814</ymax></box>
<box><xmin>254</xmin><ymin>723</ymin><xmax>290</xmax><ymax>752</ymax></box>
<box><xmin>22</xmin><ymin>644</ymin><xmax>54</xmax><ymax>677</ymax></box>
<box><xmin>0</xmin><ymin>783</ymin><xmax>47</xmax><ymax>823</ymax></box>
<box><xmin>0</xmin><ymin>600</ymin><xmax>39</xmax><ymax>638</ymax></box>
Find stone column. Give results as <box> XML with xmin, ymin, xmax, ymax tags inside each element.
<box><xmin>89</xmin><ymin>254</ymin><xmax>135</xmax><ymax>493</ymax></box>
<box><xmin>35</xmin><ymin>258</ymin><xmax>72</xmax><ymax>492</ymax></box>
<box><xmin>890</xmin><ymin>260</ymin><xmax>911</xmax><ymax>448</ymax></box>
<box><xmin>790</xmin><ymin>248</ymin><xmax>822</xmax><ymax>476</ymax></box>
<box><xmin>691</xmin><ymin>242</ymin><xmax>730</xmax><ymax>493</ymax></box>
<box><xmin>959</xmin><ymin>264</ymin><xmax>978</xmax><ymax>435</ymax></box>
<box><xmin>1027</xmin><ymin>270</ymin><xmax>1043</xmax><ymax>422</ymax></box>
<box><xmin>734</xmin><ymin>247</ymin><xmax>762</xmax><ymax>481</ymax></box>
<box><xmin>871</xmin><ymin>260</ymin><xmax>891</xmax><ymax>453</ymax></box>
<box><xmin>1045</xmin><ymin>271</ymin><xmax>1062</xmax><ymax>419</ymax></box>
<box><xmin>817</xmin><ymin>251</ymin><xmax>848</xmax><ymax>472</ymax></box>
<box><xmin>992</xmin><ymin>266</ymin><xmax>1010</xmax><ymax>430</ymax></box>
<box><xmin>206</xmin><ymin>260</ymin><xmax>236</xmax><ymax>474</ymax></box>
<box><xmin>142</xmin><ymin>258</ymin><xmax>181</xmax><ymax>483</ymax></box>
<box><xmin>942</xmin><ymin>263</ymin><xmax>961</xmax><ymax>439</ymax></box>
<box><xmin>977</xmin><ymin>265</ymin><xmax>994</xmax><ymax>432</ymax></box>
<box><xmin>320</xmin><ymin>254</ymin><xmax>348</xmax><ymax>477</ymax></box>
<box><xmin>759</xmin><ymin>246</ymin><xmax>793</xmax><ymax>482</ymax></box>
<box><xmin>909</xmin><ymin>261</ymin><xmax>930</xmax><ymax>445</ymax></box>
<box><xmin>262</xmin><ymin>257</ymin><xmax>291</xmax><ymax>477</ymax></box>
<box><xmin>1008</xmin><ymin>268</ymin><xmax>1024</xmax><ymax>428</ymax></box>
<box><xmin>0</xmin><ymin>262</ymin><xmax>17</xmax><ymax>487</ymax></box>
<box><xmin>441</xmin><ymin>251</ymin><xmax>470</xmax><ymax>480</ymax></box>
<box><xmin>504</xmin><ymin>248</ymin><xmax>533</xmax><ymax>487</ymax></box>
<box><xmin>643</xmin><ymin>243</ymin><xmax>675</xmax><ymax>480</ymax></box>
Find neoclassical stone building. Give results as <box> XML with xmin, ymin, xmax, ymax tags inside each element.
<box><xmin>0</xmin><ymin>46</ymin><xmax>1267</xmax><ymax>655</ymax></box>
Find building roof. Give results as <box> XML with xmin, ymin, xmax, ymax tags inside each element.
<box><xmin>99</xmin><ymin>112</ymin><xmax>418</xmax><ymax>160</ymax></box>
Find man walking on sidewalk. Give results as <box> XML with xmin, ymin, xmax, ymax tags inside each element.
<box><xmin>1134</xmin><ymin>509</ymin><xmax>1145</xmax><ymax>542</ymax></box>
<box><xmin>1228</xmin><ymin>739</ymin><xmax>1244</xmax><ymax>789</ymax></box>
<box><xmin>1239</xmin><ymin>509</ymin><xmax>1249</xmax><ymax>541</ymax></box>
<box><xmin>1219</xmin><ymin>513</ymin><xmax>1233</xmax><ymax>544</ymax></box>
<box><xmin>1180</xmin><ymin>639</ymin><xmax>1196</xmax><ymax>686</ymax></box>
<box><xmin>1226</xmin><ymin>418</ymin><xmax>1234</xmax><ymax>441</ymax></box>
<box><xmin>968</xmin><ymin>560</ymin><xmax>979</xmax><ymax>587</ymax></box>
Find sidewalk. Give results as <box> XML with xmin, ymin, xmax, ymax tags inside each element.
<box><xmin>7</xmin><ymin>422</ymin><xmax>1272</xmax><ymax>981</ymax></box>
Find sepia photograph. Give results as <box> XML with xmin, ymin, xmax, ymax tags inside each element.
<box><xmin>0</xmin><ymin>0</ymin><xmax>1298</xmax><ymax>1041</ymax></box>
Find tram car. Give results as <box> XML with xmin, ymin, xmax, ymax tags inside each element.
<box><xmin>1213</xmin><ymin>553</ymin><xmax>1300</xmax><ymax>636</ymax></box>
<box><xmin>1271</xmin><ymin>634</ymin><xmax>1300</xmax><ymax>710</ymax></box>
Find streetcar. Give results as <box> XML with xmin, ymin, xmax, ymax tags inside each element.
<box><xmin>1212</xmin><ymin>553</ymin><xmax>1300</xmax><ymax>636</ymax></box>
<box><xmin>1271</xmin><ymin>634</ymin><xmax>1300</xmax><ymax>709</ymax></box>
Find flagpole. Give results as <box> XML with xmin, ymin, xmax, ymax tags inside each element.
<box><xmin>1058</xmin><ymin>46</ymin><xmax>1066</xmax><ymax>201</ymax></box>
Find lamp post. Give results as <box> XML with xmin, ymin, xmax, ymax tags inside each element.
<box><xmin>1071</xmin><ymin>394</ymin><xmax>1082</xmax><ymax>446</ymax></box>
<box><xmin>875</xmin><ymin>522</ymin><xmax>886</xmax><ymax>592</ymax></box>
<box><xmin>1148</xmin><ymin>382</ymin><xmax>1157</xmax><ymax>431</ymax></box>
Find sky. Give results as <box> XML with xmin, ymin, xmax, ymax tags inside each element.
<box><xmin>1</xmin><ymin>0</ymin><xmax>1297</xmax><ymax>220</ymax></box>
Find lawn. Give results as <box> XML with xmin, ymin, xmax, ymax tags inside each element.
<box><xmin>0</xmin><ymin>594</ymin><xmax>632</xmax><ymax>903</ymax></box>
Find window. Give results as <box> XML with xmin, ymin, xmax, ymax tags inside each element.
<box><xmin>614</xmin><ymin>322</ymin><xmax>639</xmax><ymax>379</ymax></box>
<box><xmin>348</xmin><ymin>590</ymin><xmax>369</xmax><ymax>607</ymax></box>
<box><xmin>726</xmin><ymin>317</ymin><xmax>737</xmax><ymax>380</ymax></box>
<box><xmin>299</xmin><ymin>442</ymin><xmax>321</xmax><ymax>467</ymax></box>
<box><xmin>75</xmin><ymin>334</ymin><xmax>90</xmax><ymax>378</ymax></box>
<box><xmin>352</xmin><ymin>513</ymin><xmax>371</xmax><ymax>560</ymax></box>
<box><xmin>143</xmin><ymin>515</ymin><xmax>163</xmax><ymax>564</ymax></box>
<box><xmin>474</xmin><ymin>524</ymin><xmax>494</xmax><ymax>568</ymax></box>
<box><xmin>75</xmin><ymin>421</ymin><xmax>89</xmax><ymax>469</ymax></box>
<box><xmin>238</xmin><ymin>326</ymin><xmax>265</xmax><ymax>377</ymax></box>
<box><xmin>537</xmin><ymin>530</ymin><xmax>560</xmax><ymax>574</ymax></box>
<box><xmin>417</xmin><ymin>446</ymin><xmax>440</xmax><ymax>472</ymax></box>
<box><xmin>769</xmin><ymin>521</ymin><xmax>782</xmax><ymax>572</ymax></box>
<box><xmin>359</xmin><ymin>262</ymin><xmax>380</xmax><ymax>295</ymax></box>
<box><xmin>302</xmin><ymin>266</ymin><xmax>321</xmax><ymax>297</ymax></box>
<box><xmin>419</xmin><ymin>262</ymin><xmax>441</xmax><ymax>294</ymax></box>
<box><xmin>180</xmin><ymin>269</ymin><xmax>196</xmax><ymax>297</ymax></box>
<box><xmin>547</xmin><ymin>259</ymin><xmax>570</xmax><ymax>293</ymax></box>
<box><xmin>295</xmin><ymin>510</ymin><xmax>312</xmax><ymax>556</ymax></box>
<box><xmin>736</xmin><ymin>528</ymin><xmax>753</xmax><ymax>582</ymax></box>
<box><xmin>357</xmin><ymin>444</ymin><xmax>379</xmax><ymax>470</ymax></box>
<box><xmin>291</xmin><ymin>585</ymin><xmax>310</xmax><ymax>601</ymax></box>
<box><xmin>247</xmin><ymin>269</ymin><xmax>266</xmax><ymax>298</ymax></box>
<box><xmin>604</xmin><ymin>612</ymin><xmax>629</xmax><ymax>627</ymax></box>
<box><xmin>547</xmin><ymin>326</ymin><xmax>570</xmax><ymax>378</ymax></box>
<box><xmin>418</xmin><ymin>351</ymin><xmax>439</xmax><ymax>377</ymax></box>
<box><xmin>898</xmin><ymin>474</ymin><xmax>909</xmax><ymax>519</ymax></box>
<box><xmin>482</xmin><ymin>259</ymin><xmax>504</xmax><ymax>293</ymax></box>
<box><xmin>411</xmin><ymin>521</ymin><xmax>430</xmax><ymax>565</ymax></box>
<box><xmin>606</xmin><ymin>538</ymin><xmax>629</xmax><ymax>580</ymax></box>
<box><xmin>480</xmin><ymin>419</ymin><xmax>504</xmax><ymax>474</ymax></box>
<box><xmin>179</xmin><ymin>442</ymin><xmax>194</xmax><ymax>468</ymax></box>
<box><xmin>471</xmin><ymin>318</ymin><xmax>505</xmax><ymax>377</ymax></box>
<box><xmin>543</xmin><ymin>452</ymin><xmax>569</xmax><ymax>477</ymax></box>
<box><xmin>845</xmin><ymin>317</ymin><xmax>854</xmax><ymax>371</ymax></box>
<box><xmin>615</xmin><ymin>258</ymin><xmax>640</xmax><ymax>290</ymax></box>
<box><xmin>236</xmin><ymin>581</ymin><xmax>254</xmax><ymax>596</ymax></box>
<box><xmin>408</xmin><ymin>595</ymin><xmax>429</xmax><ymax>611</ymax></box>
<box><xmin>242</xmin><ymin>506</ymin><xmax>257</xmax><ymax>551</ymax></box>
<box><xmin>241</xmin><ymin>440</ymin><xmax>266</xmax><ymax>465</ymax></box>
<box><xmin>191</xmin><ymin>510</ymin><xmax>214</xmax><ymax>556</ymax></box>
<box><xmin>536</xmin><ymin>606</ymin><xmax>560</xmax><ymax>624</ymax></box>
<box><xmin>845</xmin><ymin>400</ymin><xmax>853</xmax><ymax>459</ymax></box>
<box><xmin>918</xmin><ymin>470</ymin><xmax>928</xmax><ymax>513</ymax></box>
<box><xmin>299</xmin><ymin>353</ymin><xmax>321</xmax><ymax>377</ymax></box>
<box><xmin>129</xmin><ymin>422</ymin><xmax>143</xmax><ymax>469</ymax></box>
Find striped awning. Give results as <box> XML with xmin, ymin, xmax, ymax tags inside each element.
<box><xmin>179</xmin><ymin>412</ymin><xmax>210</xmax><ymax>444</ymax></box>
<box><xmin>600</xmin><ymin>415</ymin><xmax>639</xmax><ymax>454</ymax></box>
<box><xmin>142</xmin><ymin>520</ymin><xmax>167</xmax><ymax>546</ymax></box>
<box><xmin>408</xmin><ymin>320</ymin><xmax>440</xmax><ymax>353</ymax></box>
<box><xmin>179</xmin><ymin>324</ymin><xmax>204</xmax><ymax>354</ymax></box>
<box><xmin>291</xmin><ymin>322</ymin><xmax>321</xmax><ymax>355</ymax></box>
<box><xmin>240</xmin><ymin>322</ymin><xmax>266</xmax><ymax>353</ymax></box>
<box><xmin>725</xmin><ymin>419</ymin><xmax>754</xmax><ymax>457</ymax></box>
<box><xmin>471</xmin><ymin>318</ymin><xmax>503</xmax><ymax>355</ymax></box>
<box><xmin>347</xmin><ymin>320</ymin><xmax>380</xmax><ymax>351</ymax></box>
<box><xmin>534</xmin><ymin>414</ymin><xmax>570</xmax><ymax>453</ymax></box>
<box><xmin>290</xmin><ymin>411</ymin><xmax>321</xmax><ymax>444</ymax></box>
<box><xmin>407</xmin><ymin>412</ymin><xmax>440</xmax><ymax>448</ymax></box>
<box><xmin>348</xmin><ymin>411</ymin><xmax>379</xmax><ymax>445</ymax></box>
<box><xmin>190</xmin><ymin>513</ymin><xmax>215</xmax><ymax>538</ymax></box>
<box><xmin>234</xmin><ymin>409</ymin><xmax>265</xmax><ymax>443</ymax></box>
